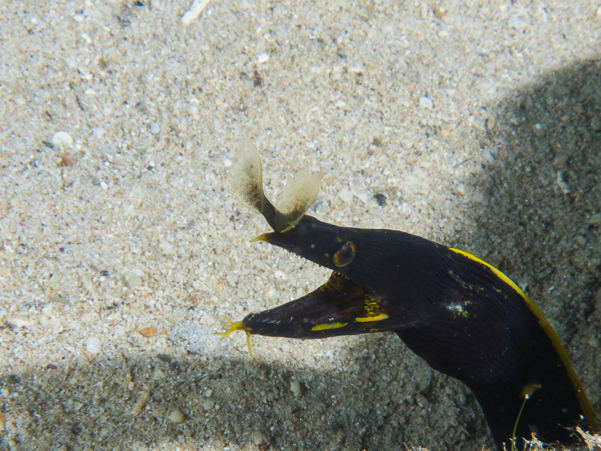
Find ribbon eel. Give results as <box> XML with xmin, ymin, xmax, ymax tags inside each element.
<box><xmin>220</xmin><ymin>138</ymin><xmax>599</xmax><ymax>450</ymax></box>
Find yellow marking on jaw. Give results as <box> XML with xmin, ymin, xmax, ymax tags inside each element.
<box><xmin>355</xmin><ymin>313</ymin><xmax>389</xmax><ymax>322</ymax></box>
<box><xmin>250</xmin><ymin>233</ymin><xmax>269</xmax><ymax>243</ymax></box>
<box><xmin>311</xmin><ymin>322</ymin><xmax>348</xmax><ymax>331</ymax></box>
<box><xmin>215</xmin><ymin>316</ymin><xmax>253</xmax><ymax>358</ymax></box>
<box><xmin>364</xmin><ymin>295</ymin><xmax>381</xmax><ymax>315</ymax></box>
<box><xmin>450</xmin><ymin>247</ymin><xmax>599</xmax><ymax>432</ymax></box>
<box><xmin>362</xmin><ymin>294</ymin><xmax>388</xmax><ymax>320</ymax></box>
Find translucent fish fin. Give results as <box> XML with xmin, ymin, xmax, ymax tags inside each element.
<box><xmin>274</xmin><ymin>166</ymin><xmax>324</xmax><ymax>232</ymax></box>
<box><xmin>228</xmin><ymin>137</ymin><xmax>266</xmax><ymax>214</ymax></box>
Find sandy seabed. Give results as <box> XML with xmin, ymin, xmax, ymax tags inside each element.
<box><xmin>1</xmin><ymin>1</ymin><xmax>601</xmax><ymax>450</ymax></box>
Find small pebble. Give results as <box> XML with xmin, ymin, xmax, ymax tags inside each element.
<box><xmin>552</xmin><ymin>152</ymin><xmax>569</xmax><ymax>169</ymax></box>
<box><xmin>59</xmin><ymin>153</ymin><xmax>76</xmax><ymax>167</ymax></box>
<box><xmin>419</xmin><ymin>96</ymin><xmax>433</xmax><ymax>109</ymax></box>
<box><xmin>257</xmin><ymin>52</ymin><xmax>269</xmax><ymax>64</ymax></box>
<box><xmin>251</xmin><ymin>431</ymin><xmax>267</xmax><ymax>446</ymax></box>
<box><xmin>52</xmin><ymin>131</ymin><xmax>74</xmax><ymax>149</ymax></box>
<box><xmin>181</xmin><ymin>0</ymin><xmax>211</xmax><ymax>26</ymax></box>
<box><xmin>159</xmin><ymin>241</ymin><xmax>176</xmax><ymax>256</ymax></box>
<box><xmin>356</xmin><ymin>192</ymin><xmax>369</xmax><ymax>204</ymax></box>
<box><xmin>335</xmin><ymin>99</ymin><xmax>347</xmax><ymax>109</ymax></box>
<box><xmin>483</xmin><ymin>149</ymin><xmax>495</xmax><ymax>163</ymax></box>
<box><xmin>135</xmin><ymin>326</ymin><xmax>157</xmax><ymax>338</ymax></box>
<box><xmin>125</xmin><ymin>274</ymin><xmax>143</xmax><ymax>288</ymax></box>
<box><xmin>168</xmin><ymin>409</ymin><xmax>186</xmax><ymax>423</ymax></box>
<box><xmin>290</xmin><ymin>380</ymin><xmax>302</xmax><ymax>397</ymax></box>
<box><xmin>149</xmin><ymin>122</ymin><xmax>160</xmax><ymax>134</ymax></box>
<box><xmin>226</xmin><ymin>273</ymin><xmax>236</xmax><ymax>287</ymax></box>
<box><xmin>92</xmin><ymin>127</ymin><xmax>105</xmax><ymax>139</ymax></box>
<box><xmin>556</xmin><ymin>171</ymin><xmax>570</xmax><ymax>194</ymax></box>
<box><xmin>71</xmin><ymin>401</ymin><xmax>84</xmax><ymax>412</ymax></box>
<box><xmin>6</xmin><ymin>317</ymin><xmax>31</xmax><ymax>329</ymax></box>
<box><xmin>374</xmin><ymin>193</ymin><xmax>387</xmax><ymax>206</ymax></box>
<box><xmin>99</xmin><ymin>146</ymin><xmax>116</xmax><ymax>159</ymax></box>
<box><xmin>338</xmin><ymin>186</ymin><xmax>353</xmax><ymax>203</ymax></box>
<box><xmin>452</xmin><ymin>183</ymin><xmax>466</xmax><ymax>196</ymax></box>
<box><xmin>588</xmin><ymin>213</ymin><xmax>601</xmax><ymax>225</ymax></box>
<box><xmin>84</xmin><ymin>336</ymin><xmax>102</xmax><ymax>355</ymax></box>
<box><xmin>132</xmin><ymin>391</ymin><xmax>150</xmax><ymax>415</ymax></box>
<box><xmin>348</xmin><ymin>65</ymin><xmax>365</xmax><ymax>74</ymax></box>
<box><xmin>508</xmin><ymin>13</ymin><xmax>527</xmax><ymax>30</ymax></box>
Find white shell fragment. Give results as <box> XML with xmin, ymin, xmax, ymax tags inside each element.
<box><xmin>419</xmin><ymin>96</ymin><xmax>434</xmax><ymax>109</ymax></box>
<box><xmin>131</xmin><ymin>391</ymin><xmax>150</xmax><ymax>416</ymax></box>
<box><xmin>290</xmin><ymin>380</ymin><xmax>302</xmax><ymax>397</ymax></box>
<box><xmin>51</xmin><ymin>131</ymin><xmax>74</xmax><ymax>149</ymax></box>
<box><xmin>84</xmin><ymin>336</ymin><xmax>102</xmax><ymax>355</ymax></box>
<box><xmin>337</xmin><ymin>186</ymin><xmax>353</xmax><ymax>203</ymax></box>
<box><xmin>181</xmin><ymin>0</ymin><xmax>211</xmax><ymax>26</ymax></box>
<box><xmin>168</xmin><ymin>409</ymin><xmax>186</xmax><ymax>423</ymax></box>
<box><xmin>257</xmin><ymin>52</ymin><xmax>269</xmax><ymax>64</ymax></box>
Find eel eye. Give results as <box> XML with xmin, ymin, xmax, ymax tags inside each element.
<box><xmin>333</xmin><ymin>241</ymin><xmax>356</xmax><ymax>267</ymax></box>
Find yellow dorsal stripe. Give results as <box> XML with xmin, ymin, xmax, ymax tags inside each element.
<box><xmin>449</xmin><ymin>247</ymin><xmax>599</xmax><ymax>432</ymax></box>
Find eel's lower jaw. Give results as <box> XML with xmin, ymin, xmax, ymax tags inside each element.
<box><xmin>239</xmin><ymin>272</ymin><xmax>395</xmax><ymax>340</ymax></box>
<box><xmin>241</xmin><ymin>296</ymin><xmax>349</xmax><ymax>339</ymax></box>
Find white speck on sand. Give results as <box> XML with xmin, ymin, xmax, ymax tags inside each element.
<box><xmin>290</xmin><ymin>380</ymin><xmax>302</xmax><ymax>397</ymax></box>
<box><xmin>84</xmin><ymin>336</ymin><xmax>102</xmax><ymax>355</ymax></box>
<box><xmin>257</xmin><ymin>52</ymin><xmax>269</xmax><ymax>64</ymax></box>
<box><xmin>181</xmin><ymin>0</ymin><xmax>211</xmax><ymax>26</ymax></box>
<box><xmin>51</xmin><ymin>131</ymin><xmax>73</xmax><ymax>149</ymax></box>
<box><xmin>419</xmin><ymin>96</ymin><xmax>434</xmax><ymax>109</ymax></box>
<box><xmin>338</xmin><ymin>186</ymin><xmax>354</xmax><ymax>203</ymax></box>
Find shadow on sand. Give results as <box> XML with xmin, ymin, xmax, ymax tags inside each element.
<box><xmin>2</xmin><ymin>59</ymin><xmax>600</xmax><ymax>450</ymax></box>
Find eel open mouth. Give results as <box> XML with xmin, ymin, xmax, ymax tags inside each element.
<box><xmin>219</xmin><ymin>137</ymin><xmax>394</xmax><ymax>354</ymax></box>
<box><xmin>219</xmin><ymin>271</ymin><xmax>391</xmax><ymax>345</ymax></box>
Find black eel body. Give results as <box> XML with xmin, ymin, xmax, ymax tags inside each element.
<box><xmin>224</xmin><ymin>140</ymin><xmax>599</xmax><ymax>449</ymax></box>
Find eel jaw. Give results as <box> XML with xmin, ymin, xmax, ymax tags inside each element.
<box><xmin>239</xmin><ymin>272</ymin><xmax>395</xmax><ymax>341</ymax></box>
